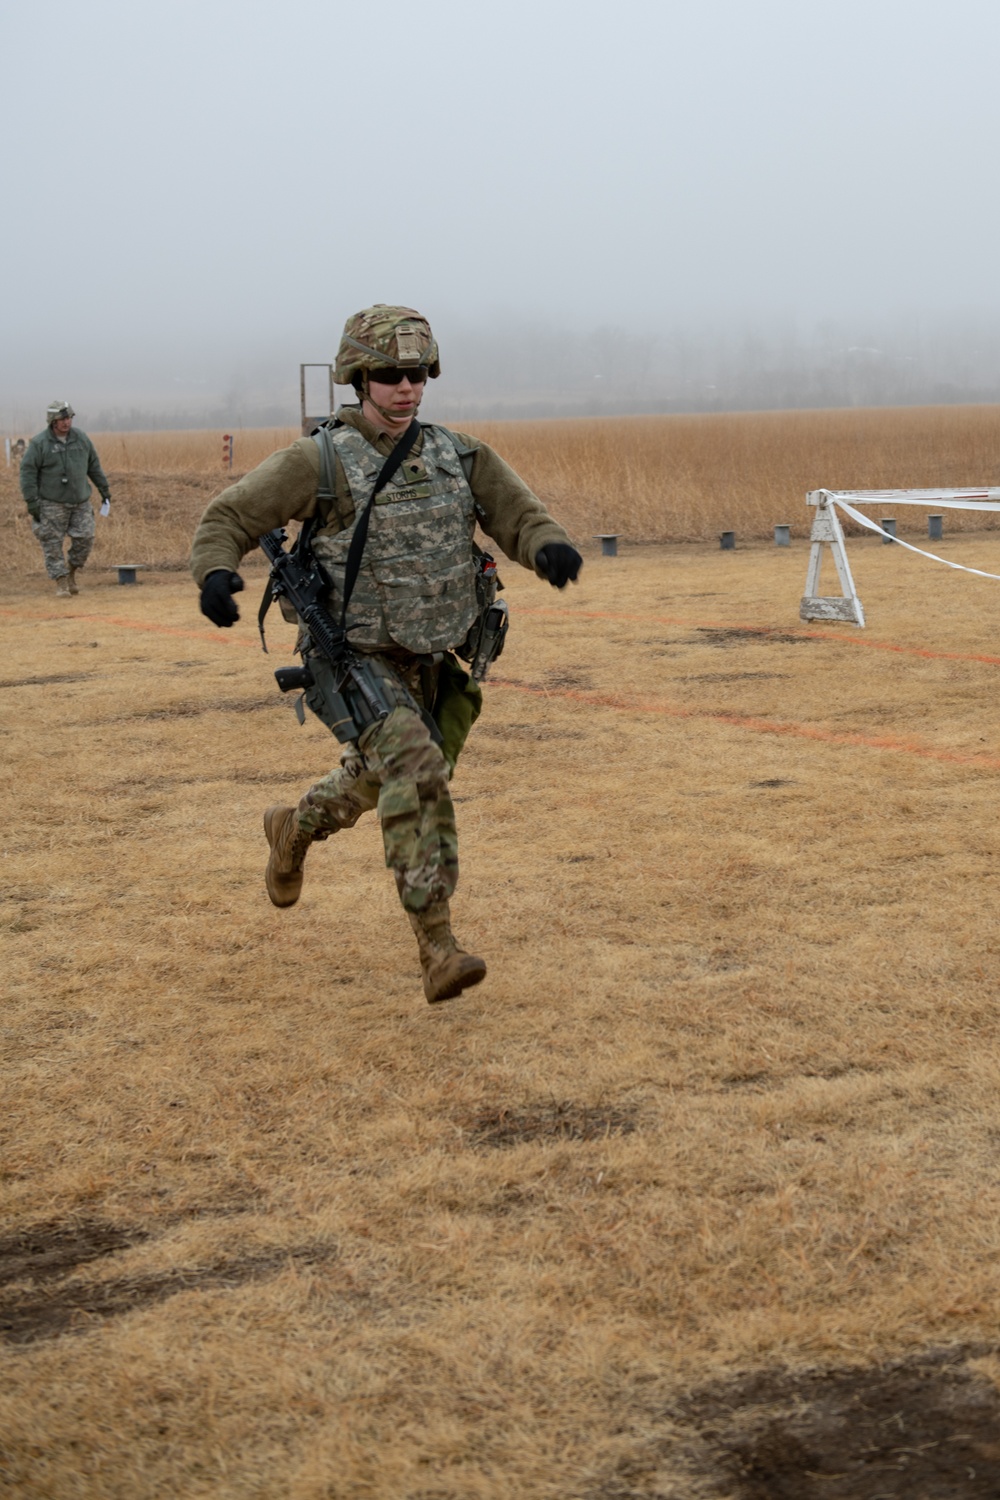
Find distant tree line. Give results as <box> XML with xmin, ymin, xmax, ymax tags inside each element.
<box><xmin>82</xmin><ymin>311</ymin><xmax>1000</xmax><ymax>430</ymax></box>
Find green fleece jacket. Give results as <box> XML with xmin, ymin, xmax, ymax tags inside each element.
<box><xmin>190</xmin><ymin>407</ymin><xmax>571</xmax><ymax>587</ymax></box>
<box><xmin>19</xmin><ymin>427</ymin><xmax>110</xmax><ymax>514</ymax></box>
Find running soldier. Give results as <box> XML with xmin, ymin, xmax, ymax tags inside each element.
<box><xmin>191</xmin><ymin>304</ymin><xmax>582</xmax><ymax>1004</ymax></box>
<box><xmin>20</xmin><ymin>402</ymin><xmax>111</xmax><ymax>595</ymax></box>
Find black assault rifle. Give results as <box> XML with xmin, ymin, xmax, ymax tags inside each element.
<box><xmin>257</xmin><ymin>526</ymin><xmax>438</xmax><ymax>746</ymax></box>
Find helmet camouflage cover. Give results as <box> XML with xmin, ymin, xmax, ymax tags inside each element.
<box><xmin>47</xmin><ymin>399</ymin><xmax>75</xmax><ymax>423</ymax></box>
<box><xmin>334</xmin><ymin>305</ymin><xmax>440</xmax><ymax>385</ymax></box>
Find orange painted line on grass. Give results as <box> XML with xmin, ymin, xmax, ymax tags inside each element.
<box><xmin>7</xmin><ymin>602</ymin><xmax>1000</xmax><ymax>670</ymax></box>
<box><xmin>517</xmin><ymin>606</ymin><xmax>1000</xmax><ymax>669</ymax></box>
<box><xmin>796</xmin><ymin>628</ymin><xmax>1000</xmax><ymax>666</ymax></box>
<box><xmin>0</xmin><ymin>606</ymin><xmax>257</xmax><ymax>649</ymax></box>
<box><xmin>490</xmin><ymin>674</ymin><xmax>1000</xmax><ymax>770</ymax></box>
<box><xmin>5</xmin><ymin>605</ymin><xmax>996</xmax><ymax>767</ymax></box>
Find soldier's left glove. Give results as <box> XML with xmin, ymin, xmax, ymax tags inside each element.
<box><xmin>535</xmin><ymin>542</ymin><xmax>583</xmax><ymax>589</ymax></box>
<box><xmin>200</xmin><ymin>569</ymin><xmax>245</xmax><ymax>626</ymax></box>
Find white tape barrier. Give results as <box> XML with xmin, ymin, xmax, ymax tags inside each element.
<box><xmin>832</xmin><ymin>497</ymin><xmax>1000</xmax><ymax>584</ymax></box>
<box><xmin>823</xmin><ymin>489</ymin><xmax>1000</xmax><ymax>511</ymax></box>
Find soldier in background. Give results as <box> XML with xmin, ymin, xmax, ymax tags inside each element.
<box><xmin>20</xmin><ymin>402</ymin><xmax>111</xmax><ymax>596</ymax></box>
<box><xmin>192</xmin><ymin>304</ymin><xmax>582</xmax><ymax>1005</ymax></box>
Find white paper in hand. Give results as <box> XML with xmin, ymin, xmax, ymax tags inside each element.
<box><xmin>100</xmin><ymin>498</ymin><xmax>111</xmax><ymax>516</ymax></box>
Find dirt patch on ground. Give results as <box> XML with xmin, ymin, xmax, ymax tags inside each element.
<box><xmin>0</xmin><ymin>1219</ymin><xmax>149</xmax><ymax>1288</ymax></box>
<box><xmin>0</xmin><ymin>672</ymin><xmax>94</xmax><ymax>688</ymax></box>
<box><xmin>0</xmin><ymin>1234</ymin><xmax>335</xmax><ymax>1346</ymax></box>
<box><xmin>685</xmin><ymin>672</ymin><xmax>790</xmax><ymax>683</ymax></box>
<box><xmin>693</xmin><ymin>627</ymin><xmax>817</xmax><ymax>647</ymax></box>
<box><xmin>673</xmin><ymin>1347</ymin><xmax>1000</xmax><ymax>1498</ymax></box>
<box><xmin>545</xmin><ymin>670</ymin><xmax>595</xmax><ymax>690</ymax></box>
<box><xmin>477</xmin><ymin>720</ymin><xmax>585</xmax><ymax>741</ymax></box>
<box><xmin>94</xmin><ymin>696</ymin><xmax>280</xmax><ymax>723</ymax></box>
<box><xmin>461</xmin><ymin>1100</ymin><xmax>640</xmax><ymax>1148</ymax></box>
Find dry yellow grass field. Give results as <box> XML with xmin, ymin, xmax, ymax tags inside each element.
<box><xmin>4</xmin><ymin>412</ymin><xmax>1000</xmax><ymax>1497</ymax></box>
<box><xmin>4</xmin><ymin>402</ymin><xmax>1000</xmax><ymax>576</ymax></box>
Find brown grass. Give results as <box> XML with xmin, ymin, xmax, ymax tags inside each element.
<box><xmin>466</xmin><ymin>402</ymin><xmax>1000</xmax><ymax>542</ymax></box>
<box><xmin>4</xmin><ymin>529</ymin><xmax>1000</xmax><ymax>1496</ymax></box>
<box><xmin>4</xmin><ymin>404</ymin><xmax>1000</xmax><ymax>580</ymax></box>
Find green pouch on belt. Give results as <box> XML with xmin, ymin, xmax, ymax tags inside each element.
<box><xmin>433</xmin><ymin>653</ymin><xmax>483</xmax><ymax>775</ymax></box>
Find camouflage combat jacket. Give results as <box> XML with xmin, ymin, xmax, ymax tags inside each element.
<box><xmin>311</xmin><ymin>423</ymin><xmax>479</xmax><ymax>654</ymax></box>
<box><xmin>19</xmin><ymin>427</ymin><xmax>110</xmax><ymax>509</ymax></box>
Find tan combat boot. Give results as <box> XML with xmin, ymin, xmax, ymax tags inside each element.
<box><xmin>55</xmin><ymin>575</ymin><xmax>71</xmax><ymax>597</ymax></box>
<box><xmin>67</xmin><ymin>567</ymin><xmax>79</xmax><ymax>595</ymax></box>
<box><xmin>408</xmin><ymin>902</ymin><xmax>486</xmax><ymax>1003</ymax></box>
<box><xmin>263</xmin><ymin>804</ymin><xmax>313</xmax><ymax>907</ymax></box>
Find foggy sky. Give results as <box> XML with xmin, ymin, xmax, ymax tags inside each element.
<box><xmin>4</xmin><ymin>0</ymin><xmax>1000</xmax><ymax>429</ymax></box>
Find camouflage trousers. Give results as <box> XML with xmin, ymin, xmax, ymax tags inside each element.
<box><xmin>296</xmin><ymin>704</ymin><xmax>457</xmax><ymax>915</ymax></box>
<box><xmin>31</xmin><ymin>500</ymin><xmax>95</xmax><ymax>579</ymax></box>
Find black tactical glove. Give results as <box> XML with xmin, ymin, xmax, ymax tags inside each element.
<box><xmin>535</xmin><ymin>542</ymin><xmax>583</xmax><ymax>589</ymax></box>
<box><xmin>26</xmin><ymin>503</ymin><xmax>40</xmax><ymax>523</ymax></box>
<box><xmin>200</xmin><ymin>569</ymin><xmax>245</xmax><ymax>627</ymax></box>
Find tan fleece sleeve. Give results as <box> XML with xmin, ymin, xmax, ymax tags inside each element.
<box><xmin>190</xmin><ymin>438</ymin><xmax>322</xmax><ymax>587</ymax></box>
<box><xmin>454</xmin><ymin>433</ymin><xmax>573</xmax><ymax>574</ymax></box>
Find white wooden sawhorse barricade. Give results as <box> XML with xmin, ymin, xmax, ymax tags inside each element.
<box><xmin>800</xmin><ymin>487</ymin><xmax>1000</xmax><ymax>629</ymax></box>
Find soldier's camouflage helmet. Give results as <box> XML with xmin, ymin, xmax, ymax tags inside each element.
<box><xmin>46</xmin><ymin>400</ymin><xmax>75</xmax><ymax>424</ymax></box>
<box><xmin>334</xmin><ymin>305</ymin><xmax>440</xmax><ymax>385</ymax></box>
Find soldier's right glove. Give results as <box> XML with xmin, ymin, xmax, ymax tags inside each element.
<box><xmin>535</xmin><ymin>542</ymin><xmax>583</xmax><ymax>589</ymax></box>
<box><xmin>200</xmin><ymin>569</ymin><xmax>245</xmax><ymax>627</ymax></box>
<box><xmin>26</xmin><ymin>505</ymin><xmax>40</xmax><ymax>523</ymax></box>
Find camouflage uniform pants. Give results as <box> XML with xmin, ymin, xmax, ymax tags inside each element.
<box><xmin>31</xmin><ymin>500</ymin><xmax>95</xmax><ymax>579</ymax></box>
<box><xmin>296</xmin><ymin>702</ymin><xmax>457</xmax><ymax>915</ymax></box>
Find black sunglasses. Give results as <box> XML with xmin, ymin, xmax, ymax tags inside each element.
<box><xmin>369</xmin><ymin>367</ymin><xmax>429</xmax><ymax>386</ymax></box>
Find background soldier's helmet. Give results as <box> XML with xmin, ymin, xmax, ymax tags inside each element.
<box><xmin>334</xmin><ymin>305</ymin><xmax>441</xmax><ymax>385</ymax></box>
<box><xmin>46</xmin><ymin>400</ymin><xmax>75</xmax><ymax>424</ymax></box>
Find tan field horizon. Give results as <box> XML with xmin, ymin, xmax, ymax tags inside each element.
<box><xmin>6</xmin><ymin>403</ymin><xmax>1000</xmax><ymax>583</ymax></box>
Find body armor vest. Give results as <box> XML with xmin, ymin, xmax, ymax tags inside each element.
<box><xmin>311</xmin><ymin>424</ymin><xmax>480</xmax><ymax>655</ymax></box>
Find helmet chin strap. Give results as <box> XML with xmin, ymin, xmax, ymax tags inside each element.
<box><xmin>361</xmin><ymin>371</ymin><xmax>424</xmax><ymax>426</ymax></box>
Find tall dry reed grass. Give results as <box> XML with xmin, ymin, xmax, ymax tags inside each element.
<box><xmin>86</xmin><ymin>427</ymin><xmax>299</xmax><ymax>475</ymax></box>
<box><xmin>463</xmin><ymin>403</ymin><xmax>1000</xmax><ymax>542</ymax></box>
<box><xmin>3</xmin><ymin>405</ymin><xmax>1000</xmax><ymax>580</ymax></box>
